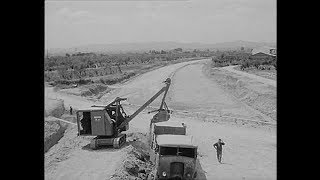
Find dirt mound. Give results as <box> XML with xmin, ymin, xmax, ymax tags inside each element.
<box><xmin>110</xmin><ymin>133</ymin><xmax>154</xmax><ymax>180</ymax></box>
<box><xmin>80</xmin><ymin>84</ymin><xmax>110</xmax><ymax>97</ymax></box>
<box><xmin>58</xmin><ymin>83</ymin><xmax>111</xmax><ymax>99</ymax></box>
<box><xmin>45</xmin><ymin>98</ymin><xmax>65</xmax><ymax>118</ymax></box>
<box><xmin>44</xmin><ymin>116</ymin><xmax>67</xmax><ymax>153</ymax></box>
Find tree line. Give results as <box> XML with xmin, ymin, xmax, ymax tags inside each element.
<box><xmin>212</xmin><ymin>51</ymin><xmax>277</xmax><ymax>70</ymax></box>
<box><xmin>44</xmin><ymin>49</ymin><xmax>218</xmax><ymax>82</ymax></box>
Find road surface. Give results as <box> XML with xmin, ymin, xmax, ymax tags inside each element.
<box><xmin>45</xmin><ymin>59</ymin><xmax>276</xmax><ymax>180</ymax></box>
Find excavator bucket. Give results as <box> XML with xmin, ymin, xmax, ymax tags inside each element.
<box><xmin>151</xmin><ymin>109</ymin><xmax>171</xmax><ymax>123</ymax></box>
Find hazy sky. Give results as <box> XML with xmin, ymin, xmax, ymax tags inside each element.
<box><xmin>45</xmin><ymin>0</ymin><xmax>276</xmax><ymax>49</ymax></box>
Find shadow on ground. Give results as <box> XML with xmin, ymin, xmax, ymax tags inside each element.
<box><xmin>81</xmin><ymin>142</ymin><xmax>130</xmax><ymax>152</ymax></box>
<box><xmin>81</xmin><ymin>132</ymin><xmax>148</xmax><ymax>152</ymax></box>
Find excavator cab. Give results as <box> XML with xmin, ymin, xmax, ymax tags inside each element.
<box><xmin>76</xmin><ymin>99</ymin><xmax>129</xmax><ymax>149</ymax></box>
<box><xmin>76</xmin><ymin>107</ymin><xmax>116</xmax><ymax>136</ymax></box>
<box><xmin>77</xmin><ymin>99</ymin><xmax>129</xmax><ymax>134</ymax></box>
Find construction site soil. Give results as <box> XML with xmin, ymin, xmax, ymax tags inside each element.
<box><xmin>109</xmin><ymin>132</ymin><xmax>154</xmax><ymax>180</ymax></box>
<box><xmin>45</xmin><ymin>58</ymin><xmax>276</xmax><ymax>180</ymax></box>
<box><xmin>45</xmin><ymin>98</ymin><xmax>67</xmax><ymax>152</ymax></box>
<box><xmin>45</xmin><ymin>117</ymin><xmax>67</xmax><ymax>153</ymax></box>
<box><xmin>59</xmin><ymin>84</ymin><xmax>112</xmax><ymax>100</ymax></box>
<box><xmin>45</xmin><ymin>98</ymin><xmax>65</xmax><ymax>118</ymax></box>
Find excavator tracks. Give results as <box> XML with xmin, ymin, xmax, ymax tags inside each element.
<box><xmin>113</xmin><ymin>134</ymin><xmax>126</xmax><ymax>148</ymax></box>
<box><xmin>89</xmin><ymin>134</ymin><xmax>126</xmax><ymax>149</ymax></box>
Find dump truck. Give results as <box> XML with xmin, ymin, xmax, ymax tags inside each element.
<box><xmin>149</xmin><ymin>121</ymin><xmax>187</xmax><ymax>148</ymax></box>
<box><xmin>149</xmin><ymin>121</ymin><xmax>198</xmax><ymax>180</ymax></box>
<box><xmin>76</xmin><ymin>78</ymin><xmax>172</xmax><ymax>149</ymax></box>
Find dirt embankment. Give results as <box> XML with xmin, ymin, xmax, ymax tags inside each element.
<box><xmin>45</xmin><ymin>98</ymin><xmax>65</xmax><ymax>118</ymax></box>
<box><xmin>59</xmin><ymin>83</ymin><xmax>112</xmax><ymax>100</ymax></box>
<box><xmin>234</xmin><ymin>66</ymin><xmax>277</xmax><ymax>80</ymax></box>
<box><xmin>205</xmin><ymin>63</ymin><xmax>276</xmax><ymax>122</ymax></box>
<box><xmin>45</xmin><ymin>98</ymin><xmax>68</xmax><ymax>153</ymax></box>
<box><xmin>110</xmin><ymin>132</ymin><xmax>155</xmax><ymax>180</ymax></box>
<box><xmin>45</xmin><ymin>117</ymin><xmax>68</xmax><ymax>153</ymax></box>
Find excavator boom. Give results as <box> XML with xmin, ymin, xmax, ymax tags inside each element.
<box><xmin>118</xmin><ymin>78</ymin><xmax>171</xmax><ymax>129</ymax></box>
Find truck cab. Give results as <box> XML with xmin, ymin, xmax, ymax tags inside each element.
<box><xmin>154</xmin><ymin>135</ymin><xmax>198</xmax><ymax>180</ymax></box>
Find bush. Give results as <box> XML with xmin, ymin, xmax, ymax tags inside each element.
<box><xmin>77</xmin><ymin>79</ymin><xmax>92</xmax><ymax>85</ymax></box>
<box><xmin>240</xmin><ymin>61</ymin><xmax>250</xmax><ymax>69</ymax></box>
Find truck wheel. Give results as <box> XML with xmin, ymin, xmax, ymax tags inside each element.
<box><xmin>113</xmin><ymin>137</ymin><xmax>120</xmax><ymax>148</ymax></box>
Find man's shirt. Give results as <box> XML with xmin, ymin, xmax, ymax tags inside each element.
<box><xmin>214</xmin><ymin>142</ymin><xmax>225</xmax><ymax>152</ymax></box>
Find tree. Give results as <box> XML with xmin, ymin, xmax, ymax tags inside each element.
<box><xmin>124</xmin><ymin>57</ymin><xmax>130</xmax><ymax>66</ymax></box>
<box><xmin>73</xmin><ymin>65</ymin><xmax>81</xmax><ymax>79</ymax></box>
<box><xmin>174</xmin><ymin>48</ymin><xmax>182</xmax><ymax>52</ymax></box>
<box><xmin>86</xmin><ymin>60</ymin><xmax>94</xmax><ymax>68</ymax></box>
<box><xmin>220</xmin><ymin>53</ymin><xmax>225</xmax><ymax>59</ymax></box>
<box><xmin>57</xmin><ymin>66</ymin><xmax>68</xmax><ymax>80</ymax></box>
<box><xmin>116</xmin><ymin>63</ymin><xmax>122</xmax><ymax>73</ymax></box>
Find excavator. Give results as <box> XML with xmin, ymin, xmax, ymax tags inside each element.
<box><xmin>76</xmin><ymin>78</ymin><xmax>172</xmax><ymax>149</ymax></box>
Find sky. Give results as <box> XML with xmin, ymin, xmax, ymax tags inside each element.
<box><xmin>45</xmin><ymin>0</ymin><xmax>276</xmax><ymax>49</ymax></box>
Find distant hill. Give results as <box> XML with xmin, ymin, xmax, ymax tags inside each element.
<box><xmin>47</xmin><ymin>40</ymin><xmax>276</xmax><ymax>56</ymax></box>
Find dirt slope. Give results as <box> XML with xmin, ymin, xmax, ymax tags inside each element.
<box><xmin>222</xmin><ymin>65</ymin><xmax>276</xmax><ymax>87</ymax></box>
<box><xmin>45</xmin><ymin>98</ymin><xmax>65</xmax><ymax>118</ymax></box>
<box><xmin>208</xmin><ymin>65</ymin><xmax>277</xmax><ymax>122</ymax></box>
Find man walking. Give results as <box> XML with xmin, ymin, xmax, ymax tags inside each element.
<box><xmin>213</xmin><ymin>139</ymin><xmax>225</xmax><ymax>163</ymax></box>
